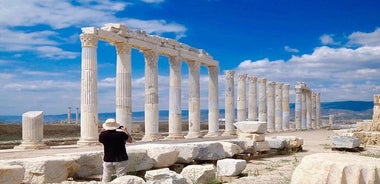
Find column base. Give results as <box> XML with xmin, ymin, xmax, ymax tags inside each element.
<box><xmin>204</xmin><ymin>131</ymin><xmax>221</xmax><ymax>138</ymax></box>
<box><xmin>142</xmin><ymin>134</ymin><xmax>162</xmax><ymax>142</ymax></box>
<box><xmin>185</xmin><ymin>132</ymin><xmax>203</xmax><ymax>139</ymax></box>
<box><xmin>166</xmin><ymin>134</ymin><xmax>185</xmax><ymax>140</ymax></box>
<box><xmin>267</xmin><ymin>129</ymin><xmax>275</xmax><ymax>133</ymax></box>
<box><xmin>77</xmin><ymin>139</ymin><xmax>100</xmax><ymax>146</ymax></box>
<box><xmin>221</xmin><ymin>130</ymin><xmax>236</xmax><ymax>136</ymax></box>
<box><xmin>14</xmin><ymin>142</ymin><xmax>48</xmax><ymax>150</ymax></box>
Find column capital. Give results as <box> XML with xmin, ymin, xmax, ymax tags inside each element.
<box><xmin>115</xmin><ymin>42</ymin><xmax>131</xmax><ymax>55</ymax></box>
<box><xmin>80</xmin><ymin>33</ymin><xmax>98</xmax><ymax>48</ymax></box>
<box><xmin>258</xmin><ymin>77</ymin><xmax>267</xmax><ymax>83</ymax></box>
<box><xmin>275</xmin><ymin>82</ymin><xmax>283</xmax><ymax>88</ymax></box>
<box><xmin>144</xmin><ymin>50</ymin><xmax>158</xmax><ymax>61</ymax></box>
<box><xmin>267</xmin><ymin>81</ymin><xmax>275</xmax><ymax>87</ymax></box>
<box><xmin>238</xmin><ymin>73</ymin><xmax>248</xmax><ymax>81</ymax></box>
<box><xmin>248</xmin><ymin>76</ymin><xmax>258</xmax><ymax>83</ymax></box>
<box><xmin>224</xmin><ymin>70</ymin><xmax>235</xmax><ymax>79</ymax></box>
<box><xmin>188</xmin><ymin>60</ymin><xmax>201</xmax><ymax>69</ymax></box>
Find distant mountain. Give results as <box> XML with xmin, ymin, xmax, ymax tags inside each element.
<box><xmin>321</xmin><ymin>101</ymin><xmax>373</xmax><ymax>111</ymax></box>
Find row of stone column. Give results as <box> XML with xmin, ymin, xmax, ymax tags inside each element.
<box><xmin>79</xmin><ymin>33</ymin><xmax>220</xmax><ymax>144</ymax></box>
<box><xmin>294</xmin><ymin>82</ymin><xmax>321</xmax><ymax>130</ymax></box>
<box><xmin>223</xmin><ymin>71</ymin><xmax>291</xmax><ymax>134</ymax></box>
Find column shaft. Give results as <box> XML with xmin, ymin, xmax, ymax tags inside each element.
<box><xmin>275</xmin><ymin>83</ymin><xmax>283</xmax><ymax>132</ymax></box>
<box><xmin>311</xmin><ymin>92</ymin><xmax>317</xmax><ymax>129</ymax></box>
<box><xmin>248</xmin><ymin>76</ymin><xmax>258</xmax><ymax>121</ymax></box>
<box><xmin>205</xmin><ymin>66</ymin><xmax>220</xmax><ymax>137</ymax></box>
<box><xmin>302</xmin><ymin>90</ymin><xmax>307</xmax><ymax>129</ymax></box>
<box><xmin>142</xmin><ymin>50</ymin><xmax>161</xmax><ymax>141</ymax></box>
<box><xmin>167</xmin><ymin>56</ymin><xmax>183</xmax><ymax>139</ymax></box>
<box><xmin>15</xmin><ymin>111</ymin><xmax>47</xmax><ymax>149</ymax></box>
<box><xmin>78</xmin><ymin>33</ymin><xmax>99</xmax><ymax>145</ymax></box>
<box><xmin>295</xmin><ymin>83</ymin><xmax>302</xmax><ymax>130</ymax></box>
<box><xmin>306</xmin><ymin>90</ymin><xmax>312</xmax><ymax>129</ymax></box>
<box><xmin>282</xmin><ymin>84</ymin><xmax>290</xmax><ymax>131</ymax></box>
<box><xmin>115</xmin><ymin>43</ymin><xmax>132</xmax><ymax>131</ymax></box>
<box><xmin>223</xmin><ymin>70</ymin><xmax>235</xmax><ymax>136</ymax></box>
<box><xmin>267</xmin><ymin>81</ymin><xmax>275</xmax><ymax>132</ymax></box>
<box><xmin>186</xmin><ymin>61</ymin><xmax>202</xmax><ymax>138</ymax></box>
<box><xmin>316</xmin><ymin>92</ymin><xmax>321</xmax><ymax>128</ymax></box>
<box><xmin>237</xmin><ymin>74</ymin><xmax>247</xmax><ymax>122</ymax></box>
<box><xmin>258</xmin><ymin>78</ymin><xmax>267</xmax><ymax>122</ymax></box>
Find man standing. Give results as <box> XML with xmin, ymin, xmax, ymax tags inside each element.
<box><xmin>99</xmin><ymin>118</ymin><xmax>132</xmax><ymax>182</ymax></box>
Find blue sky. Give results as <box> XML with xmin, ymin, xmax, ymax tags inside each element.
<box><xmin>1</xmin><ymin>0</ymin><xmax>380</xmax><ymax>115</ymax></box>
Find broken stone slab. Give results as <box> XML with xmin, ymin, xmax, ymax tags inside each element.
<box><xmin>0</xmin><ymin>163</ymin><xmax>25</xmax><ymax>184</ymax></box>
<box><xmin>291</xmin><ymin>153</ymin><xmax>380</xmax><ymax>184</ymax></box>
<box><xmin>331</xmin><ymin>136</ymin><xmax>361</xmax><ymax>148</ymax></box>
<box><xmin>56</xmin><ymin>151</ymin><xmax>103</xmax><ymax>178</ymax></box>
<box><xmin>125</xmin><ymin>148</ymin><xmax>155</xmax><ymax>172</ymax></box>
<box><xmin>275</xmin><ymin>136</ymin><xmax>303</xmax><ymax>148</ymax></box>
<box><xmin>233</xmin><ymin>121</ymin><xmax>267</xmax><ymax>134</ymax></box>
<box><xmin>353</xmin><ymin>131</ymin><xmax>380</xmax><ymax>145</ymax></box>
<box><xmin>356</xmin><ymin>121</ymin><xmax>371</xmax><ymax>131</ymax></box>
<box><xmin>216</xmin><ymin>159</ymin><xmax>246</xmax><ymax>177</ymax></box>
<box><xmin>332</xmin><ymin>129</ymin><xmax>355</xmax><ymax>137</ymax></box>
<box><xmin>237</xmin><ymin>132</ymin><xmax>265</xmax><ymax>142</ymax></box>
<box><xmin>181</xmin><ymin>164</ymin><xmax>216</xmax><ymax>184</ymax></box>
<box><xmin>255</xmin><ymin>141</ymin><xmax>270</xmax><ymax>152</ymax></box>
<box><xmin>219</xmin><ymin>142</ymin><xmax>244</xmax><ymax>157</ymax></box>
<box><xmin>222</xmin><ymin>139</ymin><xmax>256</xmax><ymax>154</ymax></box>
<box><xmin>265</xmin><ymin>137</ymin><xmax>288</xmax><ymax>149</ymax></box>
<box><xmin>189</xmin><ymin>142</ymin><xmax>226</xmax><ymax>161</ymax></box>
<box><xmin>110</xmin><ymin>175</ymin><xmax>146</xmax><ymax>184</ymax></box>
<box><xmin>145</xmin><ymin>168</ymin><xmax>187</xmax><ymax>184</ymax></box>
<box><xmin>173</xmin><ymin>144</ymin><xmax>199</xmax><ymax>164</ymax></box>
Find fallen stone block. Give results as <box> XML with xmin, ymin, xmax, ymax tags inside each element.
<box><xmin>181</xmin><ymin>164</ymin><xmax>216</xmax><ymax>184</ymax></box>
<box><xmin>0</xmin><ymin>163</ymin><xmax>25</xmax><ymax>184</ymax></box>
<box><xmin>237</xmin><ymin>132</ymin><xmax>265</xmax><ymax>142</ymax></box>
<box><xmin>234</xmin><ymin>121</ymin><xmax>267</xmax><ymax>134</ymax></box>
<box><xmin>275</xmin><ymin>136</ymin><xmax>303</xmax><ymax>148</ymax></box>
<box><xmin>219</xmin><ymin>142</ymin><xmax>243</xmax><ymax>157</ymax></box>
<box><xmin>331</xmin><ymin>136</ymin><xmax>361</xmax><ymax>148</ymax></box>
<box><xmin>56</xmin><ymin>151</ymin><xmax>103</xmax><ymax>178</ymax></box>
<box><xmin>255</xmin><ymin>141</ymin><xmax>270</xmax><ymax>152</ymax></box>
<box><xmin>216</xmin><ymin>159</ymin><xmax>246</xmax><ymax>177</ymax></box>
<box><xmin>190</xmin><ymin>142</ymin><xmax>225</xmax><ymax>161</ymax></box>
<box><xmin>125</xmin><ymin>148</ymin><xmax>154</xmax><ymax>172</ymax></box>
<box><xmin>173</xmin><ymin>144</ymin><xmax>199</xmax><ymax>164</ymax></box>
<box><xmin>291</xmin><ymin>153</ymin><xmax>380</xmax><ymax>184</ymax></box>
<box><xmin>266</xmin><ymin>137</ymin><xmax>288</xmax><ymax>149</ymax></box>
<box><xmin>110</xmin><ymin>175</ymin><xmax>146</xmax><ymax>184</ymax></box>
<box><xmin>145</xmin><ymin>168</ymin><xmax>187</xmax><ymax>184</ymax></box>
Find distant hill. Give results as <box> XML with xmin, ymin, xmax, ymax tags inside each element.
<box><xmin>321</xmin><ymin>101</ymin><xmax>373</xmax><ymax>111</ymax></box>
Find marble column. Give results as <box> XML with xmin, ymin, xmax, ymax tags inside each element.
<box><xmin>267</xmin><ymin>81</ymin><xmax>275</xmax><ymax>132</ymax></box>
<box><xmin>306</xmin><ymin>90</ymin><xmax>312</xmax><ymax>129</ymax></box>
<box><xmin>142</xmin><ymin>50</ymin><xmax>161</xmax><ymax>141</ymax></box>
<box><xmin>302</xmin><ymin>90</ymin><xmax>307</xmax><ymax>129</ymax></box>
<box><xmin>275</xmin><ymin>82</ymin><xmax>283</xmax><ymax>132</ymax></box>
<box><xmin>186</xmin><ymin>61</ymin><xmax>202</xmax><ymax>138</ymax></box>
<box><xmin>223</xmin><ymin>70</ymin><xmax>235</xmax><ymax>136</ymax></box>
<box><xmin>67</xmin><ymin>107</ymin><xmax>72</xmax><ymax>124</ymax></box>
<box><xmin>78</xmin><ymin>33</ymin><xmax>99</xmax><ymax>146</ymax></box>
<box><xmin>282</xmin><ymin>84</ymin><xmax>290</xmax><ymax>131</ymax></box>
<box><xmin>295</xmin><ymin>83</ymin><xmax>302</xmax><ymax>130</ymax></box>
<box><xmin>315</xmin><ymin>92</ymin><xmax>321</xmax><ymax>128</ymax></box>
<box><xmin>167</xmin><ymin>56</ymin><xmax>184</xmax><ymax>139</ymax></box>
<box><xmin>237</xmin><ymin>74</ymin><xmax>247</xmax><ymax>122</ymax></box>
<box><xmin>205</xmin><ymin>66</ymin><xmax>220</xmax><ymax>137</ymax></box>
<box><xmin>248</xmin><ymin>76</ymin><xmax>258</xmax><ymax>121</ymax></box>
<box><xmin>115</xmin><ymin>43</ymin><xmax>132</xmax><ymax>131</ymax></box>
<box><xmin>311</xmin><ymin>92</ymin><xmax>317</xmax><ymax>129</ymax></box>
<box><xmin>15</xmin><ymin>111</ymin><xmax>47</xmax><ymax>149</ymax></box>
<box><xmin>258</xmin><ymin>78</ymin><xmax>267</xmax><ymax>122</ymax></box>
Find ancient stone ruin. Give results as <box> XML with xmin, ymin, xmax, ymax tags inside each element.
<box><xmin>354</xmin><ymin>94</ymin><xmax>380</xmax><ymax>145</ymax></box>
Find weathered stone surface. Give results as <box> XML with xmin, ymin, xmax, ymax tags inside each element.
<box><xmin>216</xmin><ymin>159</ymin><xmax>246</xmax><ymax>176</ymax></box>
<box><xmin>125</xmin><ymin>148</ymin><xmax>154</xmax><ymax>172</ymax></box>
<box><xmin>234</xmin><ymin>121</ymin><xmax>267</xmax><ymax>134</ymax></box>
<box><xmin>173</xmin><ymin>144</ymin><xmax>199</xmax><ymax>163</ymax></box>
<box><xmin>147</xmin><ymin>144</ymin><xmax>179</xmax><ymax>168</ymax></box>
<box><xmin>110</xmin><ymin>175</ymin><xmax>146</xmax><ymax>184</ymax></box>
<box><xmin>331</xmin><ymin>136</ymin><xmax>361</xmax><ymax>148</ymax></box>
<box><xmin>181</xmin><ymin>164</ymin><xmax>216</xmax><ymax>184</ymax></box>
<box><xmin>333</xmin><ymin>129</ymin><xmax>355</xmax><ymax>136</ymax></box>
<box><xmin>0</xmin><ymin>163</ymin><xmax>25</xmax><ymax>184</ymax></box>
<box><xmin>57</xmin><ymin>151</ymin><xmax>102</xmax><ymax>177</ymax></box>
<box><xmin>219</xmin><ymin>142</ymin><xmax>244</xmax><ymax>157</ymax></box>
<box><xmin>145</xmin><ymin>168</ymin><xmax>187</xmax><ymax>184</ymax></box>
<box><xmin>190</xmin><ymin>142</ymin><xmax>225</xmax><ymax>161</ymax></box>
<box><xmin>2</xmin><ymin>156</ymin><xmax>79</xmax><ymax>184</ymax></box>
<box><xmin>291</xmin><ymin>153</ymin><xmax>380</xmax><ymax>184</ymax></box>
<box><xmin>237</xmin><ymin>132</ymin><xmax>265</xmax><ymax>142</ymax></box>
<box><xmin>222</xmin><ymin>139</ymin><xmax>256</xmax><ymax>154</ymax></box>
<box><xmin>266</xmin><ymin>137</ymin><xmax>288</xmax><ymax>149</ymax></box>
<box><xmin>353</xmin><ymin>131</ymin><xmax>380</xmax><ymax>145</ymax></box>
<box><xmin>255</xmin><ymin>141</ymin><xmax>270</xmax><ymax>152</ymax></box>
<box><xmin>356</xmin><ymin>121</ymin><xmax>371</xmax><ymax>131</ymax></box>
<box><xmin>275</xmin><ymin>136</ymin><xmax>303</xmax><ymax>148</ymax></box>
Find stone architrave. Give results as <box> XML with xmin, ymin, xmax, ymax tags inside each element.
<box><xmin>275</xmin><ymin>82</ymin><xmax>283</xmax><ymax>132</ymax></box>
<box><xmin>233</xmin><ymin>121</ymin><xmax>267</xmax><ymax>134</ymax></box>
<box><xmin>258</xmin><ymin>78</ymin><xmax>267</xmax><ymax>122</ymax></box>
<box><xmin>223</xmin><ymin>70</ymin><xmax>236</xmax><ymax>136</ymax></box>
<box><xmin>248</xmin><ymin>76</ymin><xmax>258</xmax><ymax>121</ymax></box>
<box><xmin>205</xmin><ymin>66</ymin><xmax>220</xmax><ymax>137</ymax></box>
<box><xmin>237</xmin><ymin>73</ymin><xmax>248</xmax><ymax>122</ymax></box>
<box><xmin>15</xmin><ymin>111</ymin><xmax>47</xmax><ymax>149</ymax></box>
<box><xmin>295</xmin><ymin>83</ymin><xmax>303</xmax><ymax>130</ymax></box>
<box><xmin>186</xmin><ymin>61</ymin><xmax>202</xmax><ymax>139</ymax></box>
<box><xmin>267</xmin><ymin>81</ymin><xmax>275</xmax><ymax>132</ymax></box>
<box><xmin>282</xmin><ymin>84</ymin><xmax>290</xmax><ymax>131</ymax></box>
<box><xmin>167</xmin><ymin>56</ymin><xmax>184</xmax><ymax>140</ymax></box>
<box><xmin>78</xmin><ymin>32</ymin><xmax>99</xmax><ymax>146</ymax></box>
<box><xmin>115</xmin><ymin>43</ymin><xmax>132</xmax><ymax>131</ymax></box>
<box><xmin>142</xmin><ymin>50</ymin><xmax>161</xmax><ymax>142</ymax></box>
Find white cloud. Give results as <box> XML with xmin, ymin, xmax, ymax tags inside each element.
<box><xmin>141</xmin><ymin>0</ymin><xmax>165</xmax><ymax>3</ymax></box>
<box><xmin>348</xmin><ymin>27</ymin><xmax>380</xmax><ymax>47</ymax></box>
<box><xmin>284</xmin><ymin>45</ymin><xmax>299</xmax><ymax>53</ymax></box>
<box><xmin>236</xmin><ymin>28</ymin><xmax>380</xmax><ymax>102</ymax></box>
<box><xmin>320</xmin><ymin>34</ymin><xmax>339</xmax><ymax>45</ymax></box>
